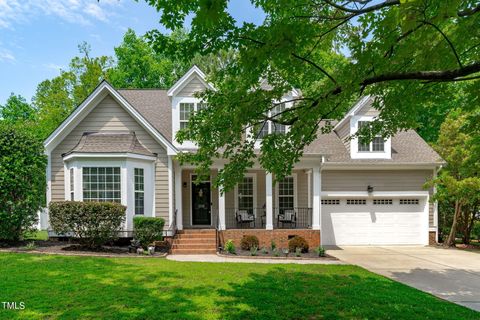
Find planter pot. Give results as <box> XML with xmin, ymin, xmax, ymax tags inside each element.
<box><xmin>148</xmin><ymin>246</ymin><xmax>155</xmax><ymax>255</ymax></box>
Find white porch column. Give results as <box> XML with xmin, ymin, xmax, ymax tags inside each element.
<box><xmin>218</xmin><ymin>166</ymin><xmax>226</xmax><ymax>230</ymax></box>
<box><xmin>307</xmin><ymin>169</ymin><xmax>312</xmax><ymax>208</ymax></box>
<box><xmin>174</xmin><ymin>162</ymin><xmax>183</xmax><ymax>230</ymax></box>
<box><xmin>312</xmin><ymin>166</ymin><xmax>321</xmax><ymax>230</ymax></box>
<box><xmin>168</xmin><ymin>156</ymin><xmax>174</xmax><ymax>228</ymax></box>
<box><xmin>265</xmin><ymin>172</ymin><xmax>273</xmax><ymax>230</ymax></box>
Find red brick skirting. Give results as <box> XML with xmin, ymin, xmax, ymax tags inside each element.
<box><xmin>429</xmin><ymin>231</ymin><xmax>437</xmax><ymax>245</ymax></box>
<box><xmin>219</xmin><ymin>229</ymin><xmax>320</xmax><ymax>249</ymax></box>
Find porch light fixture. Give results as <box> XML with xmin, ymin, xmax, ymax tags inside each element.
<box><xmin>367</xmin><ymin>185</ymin><xmax>374</xmax><ymax>193</ymax></box>
<box><xmin>183</xmin><ymin>182</ymin><xmax>187</xmax><ymax>188</ymax></box>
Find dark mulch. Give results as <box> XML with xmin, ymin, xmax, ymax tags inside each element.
<box><xmin>221</xmin><ymin>248</ymin><xmax>336</xmax><ymax>260</ymax></box>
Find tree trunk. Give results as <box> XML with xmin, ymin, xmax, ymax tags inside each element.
<box><xmin>445</xmin><ymin>201</ymin><xmax>461</xmax><ymax>247</ymax></box>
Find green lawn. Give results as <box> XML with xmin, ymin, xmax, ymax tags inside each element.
<box><xmin>0</xmin><ymin>253</ymin><xmax>477</xmax><ymax>319</ymax></box>
<box><xmin>23</xmin><ymin>230</ymin><xmax>48</xmax><ymax>241</ymax></box>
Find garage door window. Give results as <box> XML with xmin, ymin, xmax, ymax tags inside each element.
<box><xmin>346</xmin><ymin>199</ymin><xmax>366</xmax><ymax>205</ymax></box>
<box><xmin>322</xmin><ymin>199</ymin><xmax>340</xmax><ymax>205</ymax></box>
<box><xmin>400</xmin><ymin>199</ymin><xmax>419</xmax><ymax>205</ymax></box>
<box><xmin>373</xmin><ymin>199</ymin><xmax>393</xmax><ymax>205</ymax></box>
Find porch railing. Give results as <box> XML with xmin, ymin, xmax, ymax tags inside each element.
<box><xmin>224</xmin><ymin>207</ymin><xmax>312</xmax><ymax>229</ymax></box>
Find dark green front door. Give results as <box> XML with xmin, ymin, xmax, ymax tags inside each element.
<box><xmin>192</xmin><ymin>180</ymin><xmax>211</xmax><ymax>225</ymax></box>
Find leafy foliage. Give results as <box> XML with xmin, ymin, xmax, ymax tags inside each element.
<box><xmin>288</xmin><ymin>236</ymin><xmax>309</xmax><ymax>253</ymax></box>
<box><xmin>224</xmin><ymin>239</ymin><xmax>236</xmax><ymax>254</ymax></box>
<box><xmin>49</xmin><ymin>201</ymin><xmax>126</xmax><ymax>248</ymax></box>
<box><xmin>0</xmin><ymin>93</ymin><xmax>37</xmax><ymax>125</ymax></box>
<box><xmin>144</xmin><ymin>0</ymin><xmax>480</xmax><ymax>190</ymax></box>
<box><xmin>133</xmin><ymin>216</ymin><xmax>165</xmax><ymax>248</ymax></box>
<box><xmin>240</xmin><ymin>235</ymin><xmax>259</xmax><ymax>250</ymax></box>
<box><xmin>0</xmin><ymin>123</ymin><xmax>47</xmax><ymax>241</ymax></box>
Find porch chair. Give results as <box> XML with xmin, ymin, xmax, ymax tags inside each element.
<box><xmin>236</xmin><ymin>210</ymin><xmax>255</xmax><ymax>228</ymax></box>
<box><xmin>277</xmin><ymin>209</ymin><xmax>297</xmax><ymax>228</ymax></box>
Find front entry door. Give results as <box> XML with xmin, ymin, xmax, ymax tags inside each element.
<box><xmin>192</xmin><ymin>180</ymin><xmax>211</xmax><ymax>225</ymax></box>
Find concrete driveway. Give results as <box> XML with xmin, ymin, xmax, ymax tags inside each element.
<box><xmin>327</xmin><ymin>246</ymin><xmax>480</xmax><ymax>312</ymax></box>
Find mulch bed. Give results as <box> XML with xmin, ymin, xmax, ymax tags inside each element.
<box><xmin>220</xmin><ymin>248</ymin><xmax>337</xmax><ymax>260</ymax></box>
<box><xmin>0</xmin><ymin>240</ymin><xmax>168</xmax><ymax>258</ymax></box>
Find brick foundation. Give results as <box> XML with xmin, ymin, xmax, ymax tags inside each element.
<box><xmin>219</xmin><ymin>229</ymin><xmax>320</xmax><ymax>249</ymax></box>
<box><xmin>429</xmin><ymin>231</ymin><xmax>437</xmax><ymax>245</ymax></box>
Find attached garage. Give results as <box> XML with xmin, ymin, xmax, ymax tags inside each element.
<box><xmin>321</xmin><ymin>193</ymin><xmax>429</xmax><ymax>246</ymax></box>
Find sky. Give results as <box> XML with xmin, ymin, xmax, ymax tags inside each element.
<box><xmin>0</xmin><ymin>0</ymin><xmax>265</xmax><ymax>105</ymax></box>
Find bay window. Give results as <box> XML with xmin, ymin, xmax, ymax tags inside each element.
<box><xmin>82</xmin><ymin>167</ymin><xmax>121</xmax><ymax>202</ymax></box>
<box><xmin>134</xmin><ymin>168</ymin><xmax>145</xmax><ymax>215</ymax></box>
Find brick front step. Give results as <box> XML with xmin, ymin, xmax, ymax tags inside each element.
<box><xmin>170</xmin><ymin>229</ymin><xmax>217</xmax><ymax>255</ymax></box>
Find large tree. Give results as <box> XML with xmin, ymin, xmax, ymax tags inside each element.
<box><xmin>144</xmin><ymin>0</ymin><xmax>480</xmax><ymax>191</ymax></box>
<box><xmin>0</xmin><ymin>93</ymin><xmax>37</xmax><ymax>125</ymax></box>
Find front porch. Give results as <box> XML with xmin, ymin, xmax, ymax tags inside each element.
<box><xmin>173</xmin><ymin>167</ymin><xmax>322</xmax><ymax>231</ymax></box>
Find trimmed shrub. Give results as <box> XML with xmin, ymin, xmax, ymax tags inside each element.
<box><xmin>314</xmin><ymin>246</ymin><xmax>326</xmax><ymax>257</ymax></box>
<box><xmin>133</xmin><ymin>216</ymin><xmax>165</xmax><ymax>249</ymax></box>
<box><xmin>288</xmin><ymin>235</ymin><xmax>309</xmax><ymax>253</ymax></box>
<box><xmin>0</xmin><ymin>123</ymin><xmax>47</xmax><ymax>241</ymax></box>
<box><xmin>49</xmin><ymin>201</ymin><xmax>126</xmax><ymax>248</ymax></box>
<box><xmin>240</xmin><ymin>235</ymin><xmax>259</xmax><ymax>250</ymax></box>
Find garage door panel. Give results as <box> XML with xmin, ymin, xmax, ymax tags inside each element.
<box><xmin>322</xmin><ymin>199</ymin><xmax>427</xmax><ymax>246</ymax></box>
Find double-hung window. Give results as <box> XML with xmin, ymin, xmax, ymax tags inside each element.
<box><xmin>82</xmin><ymin>167</ymin><xmax>121</xmax><ymax>202</ymax></box>
<box><xmin>237</xmin><ymin>176</ymin><xmax>254</xmax><ymax>213</ymax></box>
<box><xmin>255</xmin><ymin>103</ymin><xmax>288</xmax><ymax>140</ymax></box>
<box><xmin>278</xmin><ymin>176</ymin><xmax>295</xmax><ymax>211</ymax></box>
<box><xmin>69</xmin><ymin>168</ymin><xmax>74</xmax><ymax>201</ymax></box>
<box><xmin>357</xmin><ymin>121</ymin><xmax>385</xmax><ymax>152</ymax></box>
<box><xmin>134</xmin><ymin>168</ymin><xmax>144</xmax><ymax>215</ymax></box>
<box><xmin>179</xmin><ymin>103</ymin><xmax>194</xmax><ymax>130</ymax></box>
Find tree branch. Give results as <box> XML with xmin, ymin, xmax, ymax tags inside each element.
<box><xmin>422</xmin><ymin>20</ymin><xmax>462</xmax><ymax>68</ymax></box>
<box><xmin>458</xmin><ymin>4</ymin><xmax>480</xmax><ymax>17</ymax></box>
<box><xmin>291</xmin><ymin>53</ymin><xmax>338</xmax><ymax>85</ymax></box>
<box><xmin>323</xmin><ymin>0</ymin><xmax>400</xmax><ymax>14</ymax></box>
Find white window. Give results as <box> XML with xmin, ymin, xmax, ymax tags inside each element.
<box><xmin>255</xmin><ymin>103</ymin><xmax>288</xmax><ymax>140</ymax></box>
<box><xmin>82</xmin><ymin>167</ymin><xmax>121</xmax><ymax>202</ymax></box>
<box><xmin>179</xmin><ymin>103</ymin><xmax>194</xmax><ymax>130</ymax></box>
<box><xmin>322</xmin><ymin>199</ymin><xmax>340</xmax><ymax>205</ymax></box>
<box><xmin>400</xmin><ymin>199</ymin><xmax>419</xmax><ymax>205</ymax></box>
<box><xmin>134</xmin><ymin>168</ymin><xmax>144</xmax><ymax>215</ymax></box>
<box><xmin>373</xmin><ymin>199</ymin><xmax>393</xmax><ymax>205</ymax></box>
<box><xmin>237</xmin><ymin>177</ymin><xmax>254</xmax><ymax>211</ymax></box>
<box><xmin>278</xmin><ymin>176</ymin><xmax>295</xmax><ymax>210</ymax></box>
<box><xmin>346</xmin><ymin>199</ymin><xmax>367</xmax><ymax>205</ymax></box>
<box><xmin>69</xmin><ymin>168</ymin><xmax>74</xmax><ymax>201</ymax></box>
<box><xmin>357</xmin><ymin>121</ymin><xmax>385</xmax><ymax>152</ymax></box>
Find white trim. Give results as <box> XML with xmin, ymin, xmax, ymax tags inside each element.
<box><xmin>174</xmin><ymin>162</ymin><xmax>183</xmax><ymax>230</ymax></box>
<box><xmin>234</xmin><ymin>173</ymin><xmax>258</xmax><ymax>214</ymax></box>
<box><xmin>44</xmin><ymin>81</ymin><xmax>177</xmax><ymax>156</ymax></box>
<box><xmin>265</xmin><ymin>172</ymin><xmax>273</xmax><ymax>230</ymax></box>
<box><xmin>167</xmin><ymin>65</ymin><xmax>215</xmax><ymax>97</ymax></box>
<box><xmin>350</xmin><ymin>116</ymin><xmax>391</xmax><ymax>159</ymax></box>
<box><xmin>312</xmin><ymin>167</ymin><xmax>321</xmax><ymax>230</ymax></box>
<box><xmin>168</xmin><ymin>156</ymin><xmax>174</xmax><ymax>228</ymax></box>
<box><xmin>189</xmin><ymin>173</ymin><xmax>213</xmax><ymax>227</ymax></box>
<box><xmin>321</xmin><ymin>191</ymin><xmax>430</xmax><ymax>197</ymax></box>
<box><xmin>63</xmin><ymin>152</ymin><xmax>157</xmax><ymax>162</ymax></box>
<box><xmin>333</xmin><ymin>95</ymin><xmax>371</xmax><ymax>131</ymax></box>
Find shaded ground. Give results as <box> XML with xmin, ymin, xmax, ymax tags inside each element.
<box><xmin>328</xmin><ymin>246</ymin><xmax>480</xmax><ymax>312</ymax></box>
<box><xmin>0</xmin><ymin>253</ymin><xmax>478</xmax><ymax>319</ymax></box>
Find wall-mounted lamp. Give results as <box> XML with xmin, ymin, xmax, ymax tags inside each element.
<box><xmin>367</xmin><ymin>185</ymin><xmax>374</xmax><ymax>193</ymax></box>
<box><xmin>183</xmin><ymin>182</ymin><xmax>187</xmax><ymax>188</ymax></box>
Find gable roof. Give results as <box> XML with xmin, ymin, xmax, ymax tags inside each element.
<box><xmin>333</xmin><ymin>95</ymin><xmax>374</xmax><ymax>130</ymax></box>
<box><xmin>167</xmin><ymin>65</ymin><xmax>215</xmax><ymax>97</ymax></box>
<box><xmin>44</xmin><ymin>81</ymin><xmax>177</xmax><ymax>155</ymax></box>
<box><xmin>63</xmin><ymin>132</ymin><xmax>154</xmax><ymax>157</ymax></box>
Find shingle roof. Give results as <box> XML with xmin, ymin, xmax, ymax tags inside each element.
<box><xmin>117</xmin><ymin>89</ymin><xmax>172</xmax><ymax>141</ymax></box>
<box><xmin>63</xmin><ymin>132</ymin><xmax>155</xmax><ymax>157</ymax></box>
<box><xmin>113</xmin><ymin>89</ymin><xmax>442</xmax><ymax>165</ymax></box>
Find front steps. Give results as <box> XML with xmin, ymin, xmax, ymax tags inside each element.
<box><xmin>170</xmin><ymin>229</ymin><xmax>217</xmax><ymax>254</ymax></box>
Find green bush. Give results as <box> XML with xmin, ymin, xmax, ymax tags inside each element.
<box><xmin>240</xmin><ymin>235</ymin><xmax>259</xmax><ymax>250</ymax></box>
<box><xmin>0</xmin><ymin>123</ymin><xmax>47</xmax><ymax>241</ymax></box>
<box><xmin>133</xmin><ymin>216</ymin><xmax>165</xmax><ymax>248</ymax></box>
<box><xmin>288</xmin><ymin>236</ymin><xmax>309</xmax><ymax>253</ymax></box>
<box><xmin>250</xmin><ymin>245</ymin><xmax>258</xmax><ymax>256</ymax></box>
<box><xmin>49</xmin><ymin>201</ymin><xmax>126</xmax><ymax>248</ymax></box>
<box><xmin>472</xmin><ymin>221</ymin><xmax>480</xmax><ymax>240</ymax></box>
<box><xmin>314</xmin><ymin>246</ymin><xmax>326</xmax><ymax>257</ymax></box>
<box><xmin>224</xmin><ymin>239</ymin><xmax>236</xmax><ymax>254</ymax></box>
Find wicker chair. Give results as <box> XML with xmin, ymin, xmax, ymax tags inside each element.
<box><xmin>277</xmin><ymin>209</ymin><xmax>297</xmax><ymax>228</ymax></box>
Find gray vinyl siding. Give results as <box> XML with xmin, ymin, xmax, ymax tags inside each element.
<box><xmin>177</xmin><ymin>76</ymin><xmax>205</xmax><ymax>97</ymax></box>
<box><xmin>50</xmin><ymin>95</ymin><xmax>170</xmax><ymax>222</ymax></box>
<box><xmin>359</xmin><ymin>103</ymin><xmax>380</xmax><ymax>116</ymax></box>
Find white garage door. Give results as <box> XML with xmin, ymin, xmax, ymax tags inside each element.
<box><xmin>321</xmin><ymin>197</ymin><xmax>428</xmax><ymax>246</ymax></box>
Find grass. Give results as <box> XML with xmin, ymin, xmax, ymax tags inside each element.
<box><xmin>23</xmin><ymin>230</ymin><xmax>48</xmax><ymax>241</ymax></box>
<box><xmin>0</xmin><ymin>253</ymin><xmax>478</xmax><ymax>320</ymax></box>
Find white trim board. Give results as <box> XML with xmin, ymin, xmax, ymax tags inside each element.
<box><xmin>167</xmin><ymin>65</ymin><xmax>215</xmax><ymax>97</ymax></box>
<box><xmin>44</xmin><ymin>81</ymin><xmax>178</xmax><ymax>156</ymax></box>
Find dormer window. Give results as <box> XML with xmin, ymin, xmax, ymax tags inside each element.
<box><xmin>254</xmin><ymin>103</ymin><xmax>287</xmax><ymax>140</ymax></box>
<box><xmin>179</xmin><ymin>102</ymin><xmax>207</xmax><ymax>130</ymax></box>
<box><xmin>357</xmin><ymin>121</ymin><xmax>385</xmax><ymax>152</ymax></box>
